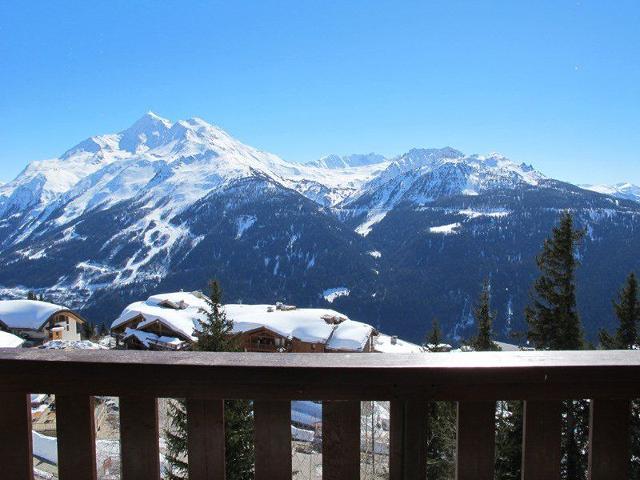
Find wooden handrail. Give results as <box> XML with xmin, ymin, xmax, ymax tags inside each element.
<box><xmin>1</xmin><ymin>349</ymin><xmax>640</xmax><ymax>400</ymax></box>
<box><xmin>0</xmin><ymin>349</ymin><xmax>638</xmax><ymax>479</ymax></box>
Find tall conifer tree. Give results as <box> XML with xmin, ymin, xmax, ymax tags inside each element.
<box><xmin>599</xmin><ymin>272</ymin><xmax>640</xmax><ymax>478</ymax></box>
<box><xmin>526</xmin><ymin>211</ymin><xmax>585</xmax><ymax>350</ymax></box>
<box><xmin>470</xmin><ymin>279</ymin><xmax>500</xmax><ymax>351</ymax></box>
<box><xmin>600</xmin><ymin>272</ymin><xmax>639</xmax><ymax>349</ymax></box>
<box><xmin>525</xmin><ymin>211</ymin><xmax>587</xmax><ymax>479</ymax></box>
<box><xmin>424</xmin><ymin>320</ymin><xmax>456</xmax><ymax>479</ymax></box>
<box><xmin>165</xmin><ymin>281</ymin><xmax>254</xmax><ymax>480</ymax></box>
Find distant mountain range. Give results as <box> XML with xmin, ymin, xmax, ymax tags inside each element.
<box><xmin>1</xmin><ymin>113</ymin><xmax>639</xmax><ymax>344</ymax></box>
<box><xmin>580</xmin><ymin>183</ymin><xmax>640</xmax><ymax>203</ymax></box>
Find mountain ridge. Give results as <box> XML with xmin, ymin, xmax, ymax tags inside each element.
<box><xmin>1</xmin><ymin>113</ymin><xmax>638</xmax><ymax>344</ymax></box>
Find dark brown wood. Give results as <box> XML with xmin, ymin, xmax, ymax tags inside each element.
<box><xmin>56</xmin><ymin>395</ymin><xmax>97</xmax><ymax>480</ymax></box>
<box><xmin>588</xmin><ymin>398</ymin><xmax>630</xmax><ymax>480</ymax></box>
<box><xmin>0</xmin><ymin>392</ymin><xmax>34</xmax><ymax>480</ymax></box>
<box><xmin>521</xmin><ymin>400</ymin><xmax>561</xmax><ymax>480</ymax></box>
<box><xmin>456</xmin><ymin>401</ymin><xmax>495</xmax><ymax>480</ymax></box>
<box><xmin>2</xmin><ymin>349</ymin><xmax>640</xmax><ymax>400</ymax></box>
<box><xmin>389</xmin><ymin>399</ymin><xmax>428</xmax><ymax>480</ymax></box>
<box><xmin>187</xmin><ymin>398</ymin><xmax>225</xmax><ymax>480</ymax></box>
<box><xmin>322</xmin><ymin>400</ymin><xmax>360</xmax><ymax>480</ymax></box>
<box><xmin>254</xmin><ymin>400</ymin><xmax>292</xmax><ymax>480</ymax></box>
<box><xmin>120</xmin><ymin>396</ymin><xmax>160</xmax><ymax>480</ymax></box>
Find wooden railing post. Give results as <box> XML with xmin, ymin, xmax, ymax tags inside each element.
<box><xmin>0</xmin><ymin>392</ymin><xmax>34</xmax><ymax>480</ymax></box>
<box><xmin>56</xmin><ymin>395</ymin><xmax>97</xmax><ymax>480</ymax></box>
<box><xmin>389</xmin><ymin>399</ymin><xmax>428</xmax><ymax>480</ymax></box>
<box><xmin>120</xmin><ymin>396</ymin><xmax>160</xmax><ymax>480</ymax></box>
<box><xmin>322</xmin><ymin>400</ymin><xmax>360</xmax><ymax>480</ymax></box>
<box><xmin>456</xmin><ymin>401</ymin><xmax>495</xmax><ymax>480</ymax></box>
<box><xmin>254</xmin><ymin>400</ymin><xmax>291</xmax><ymax>480</ymax></box>
<box><xmin>521</xmin><ymin>400</ymin><xmax>561</xmax><ymax>480</ymax></box>
<box><xmin>187</xmin><ymin>398</ymin><xmax>226</xmax><ymax>480</ymax></box>
<box><xmin>588</xmin><ymin>398</ymin><xmax>630</xmax><ymax>480</ymax></box>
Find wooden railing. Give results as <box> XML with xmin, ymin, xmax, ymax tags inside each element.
<box><xmin>0</xmin><ymin>349</ymin><xmax>639</xmax><ymax>480</ymax></box>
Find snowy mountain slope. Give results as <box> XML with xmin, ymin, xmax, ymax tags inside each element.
<box><xmin>1</xmin><ymin>113</ymin><xmax>639</xmax><ymax>344</ymax></box>
<box><xmin>580</xmin><ymin>183</ymin><xmax>640</xmax><ymax>203</ymax></box>
<box><xmin>306</xmin><ymin>153</ymin><xmax>386</xmax><ymax>169</ymax></box>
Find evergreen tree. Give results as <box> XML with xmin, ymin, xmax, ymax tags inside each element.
<box><xmin>426</xmin><ymin>401</ymin><xmax>456</xmax><ymax>480</ymax></box>
<box><xmin>81</xmin><ymin>321</ymin><xmax>95</xmax><ymax>340</ymax></box>
<box><xmin>600</xmin><ymin>272</ymin><xmax>639</xmax><ymax>349</ymax></box>
<box><xmin>164</xmin><ymin>280</ymin><xmax>254</xmax><ymax>480</ymax></box>
<box><xmin>599</xmin><ymin>272</ymin><xmax>640</xmax><ymax>479</ymax></box>
<box><xmin>526</xmin><ymin>211</ymin><xmax>585</xmax><ymax>350</ymax></box>
<box><xmin>424</xmin><ymin>321</ymin><xmax>456</xmax><ymax>479</ymax></box>
<box><xmin>426</xmin><ymin>318</ymin><xmax>444</xmax><ymax>351</ymax></box>
<box><xmin>469</xmin><ymin>279</ymin><xmax>500</xmax><ymax>351</ymax></box>
<box><xmin>495</xmin><ymin>401</ymin><xmax>523</xmax><ymax>480</ymax></box>
<box><xmin>525</xmin><ymin>211</ymin><xmax>587</xmax><ymax>479</ymax></box>
<box><xmin>27</xmin><ymin>291</ymin><xmax>37</xmax><ymax>301</ymax></box>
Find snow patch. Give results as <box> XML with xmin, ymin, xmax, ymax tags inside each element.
<box><xmin>367</xmin><ymin>250</ymin><xmax>382</xmax><ymax>258</ymax></box>
<box><xmin>322</xmin><ymin>287</ymin><xmax>351</xmax><ymax>303</ymax></box>
<box><xmin>429</xmin><ymin>222</ymin><xmax>461</xmax><ymax>234</ymax></box>
<box><xmin>355</xmin><ymin>211</ymin><xmax>387</xmax><ymax>236</ymax></box>
<box><xmin>235</xmin><ymin>215</ymin><xmax>256</xmax><ymax>239</ymax></box>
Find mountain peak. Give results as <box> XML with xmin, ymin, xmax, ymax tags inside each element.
<box><xmin>118</xmin><ymin>112</ymin><xmax>173</xmax><ymax>153</ymax></box>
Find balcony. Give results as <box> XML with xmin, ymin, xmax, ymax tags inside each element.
<box><xmin>0</xmin><ymin>348</ymin><xmax>638</xmax><ymax>480</ymax></box>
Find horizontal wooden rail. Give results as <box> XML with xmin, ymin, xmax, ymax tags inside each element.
<box><xmin>1</xmin><ymin>349</ymin><xmax>640</xmax><ymax>400</ymax></box>
<box><xmin>0</xmin><ymin>349</ymin><xmax>638</xmax><ymax>480</ymax></box>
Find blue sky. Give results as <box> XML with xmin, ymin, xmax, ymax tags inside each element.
<box><xmin>1</xmin><ymin>1</ymin><xmax>638</xmax><ymax>184</ymax></box>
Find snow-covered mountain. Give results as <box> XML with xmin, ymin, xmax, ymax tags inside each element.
<box><xmin>306</xmin><ymin>153</ymin><xmax>387</xmax><ymax>169</ymax></box>
<box><xmin>580</xmin><ymin>183</ymin><xmax>640</xmax><ymax>203</ymax></box>
<box><xmin>1</xmin><ymin>113</ymin><xmax>639</xmax><ymax>343</ymax></box>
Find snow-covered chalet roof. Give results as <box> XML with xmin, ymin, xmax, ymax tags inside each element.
<box><xmin>112</xmin><ymin>292</ymin><xmax>375</xmax><ymax>350</ymax></box>
<box><xmin>374</xmin><ymin>334</ymin><xmax>424</xmax><ymax>353</ymax></box>
<box><xmin>111</xmin><ymin>295</ymin><xmax>205</xmax><ymax>341</ymax></box>
<box><xmin>123</xmin><ymin>327</ymin><xmax>186</xmax><ymax>349</ymax></box>
<box><xmin>0</xmin><ymin>330</ymin><xmax>25</xmax><ymax>348</ymax></box>
<box><xmin>0</xmin><ymin>300</ymin><xmax>81</xmax><ymax>331</ymax></box>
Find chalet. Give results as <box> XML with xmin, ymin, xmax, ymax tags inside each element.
<box><xmin>0</xmin><ymin>300</ymin><xmax>86</xmax><ymax>345</ymax></box>
<box><xmin>111</xmin><ymin>291</ymin><xmax>379</xmax><ymax>353</ymax></box>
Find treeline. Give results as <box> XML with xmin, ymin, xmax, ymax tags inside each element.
<box><xmin>425</xmin><ymin>211</ymin><xmax>640</xmax><ymax>480</ymax></box>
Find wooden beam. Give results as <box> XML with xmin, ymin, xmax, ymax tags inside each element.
<box><xmin>187</xmin><ymin>398</ymin><xmax>225</xmax><ymax>480</ymax></box>
<box><xmin>456</xmin><ymin>401</ymin><xmax>495</xmax><ymax>480</ymax></box>
<box><xmin>521</xmin><ymin>400</ymin><xmax>561</xmax><ymax>480</ymax></box>
<box><xmin>323</xmin><ymin>400</ymin><xmax>360</xmax><ymax>480</ymax></box>
<box><xmin>588</xmin><ymin>398</ymin><xmax>630</xmax><ymax>480</ymax></box>
<box><xmin>254</xmin><ymin>400</ymin><xmax>291</xmax><ymax>480</ymax></box>
<box><xmin>2</xmin><ymin>349</ymin><xmax>640</xmax><ymax>401</ymax></box>
<box><xmin>389</xmin><ymin>399</ymin><xmax>428</xmax><ymax>480</ymax></box>
<box><xmin>56</xmin><ymin>395</ymin><xmax>97</xmax><ymax>480</ymax></box>
<box><xmin>120</xmin><ymin>396</ymin><xmax>160</xmax><ymax>480</ymax></box>
<box><xmin>0</xmin><ymin>392</ymin><xmax>33</xmax><ymax>480</ymax></box>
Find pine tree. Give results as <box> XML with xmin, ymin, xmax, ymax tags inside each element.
<box><xmin>469</xmin><ymin>279</ymin><xmax>500</xmax><ymax>352</ymax></box>
<box><xmin>426</xmin><ymin>318</ymin><xmax>443</xmax><ymax>351</ymax></box>
<box><xmin>27</xmin><ymin>291</ymin><xmax>37</xmax><ymax>301</ymax></box>
<box><xmin>164</xmin><ymin>281</ymin><xmax>254</xmax><ymax>480</ymax></box>
<box><xmin>424</xmin><ymin>321</ymin><xmax>456</xmax><ymax>479</ymax></box>
<box><xmin>525</xmin><ymin>211</ymin><xmax>587</xmax><ymax>479</ymax></box>
<box><xmin>495</xmin><ymin>401</ymin><xmax>523</xmax><ymax>480</ymax></box>
<box><xmin>526</xmin><ymin>211</ymin><xmax>585</xmax><ymax>350</ymax></box>
<box><xmin>600</xmin><ymin>272</ymin><xmax>639</xmax><ymax>349</ymax></box>
<box><xmin>81</xmin><ymin>321</ymin><xmax>95</xmax><ymax>340</ymax></box>
<box><xmin>599</xmin><ymin>272</ymin><xmax>640</xmax><ymax>479</ymax></box>
<box><xmin>426</xmin><ymin>401</ymin><xmax>456</xmax><ymax>480</ymax></box>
